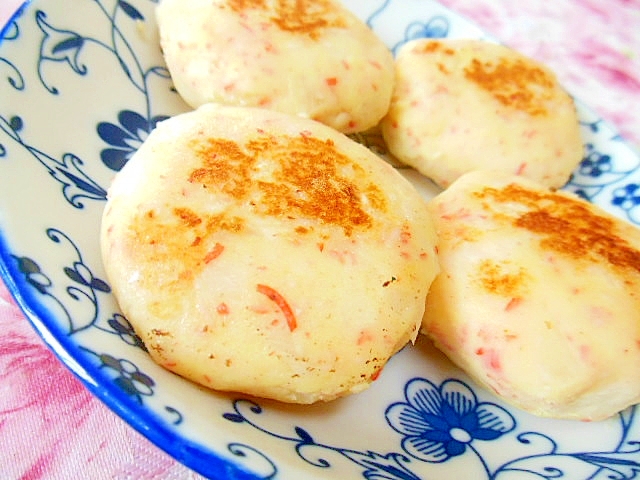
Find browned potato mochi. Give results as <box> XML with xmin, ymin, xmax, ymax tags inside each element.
<box><xmin>381</xmin><ymin>39</ymin><xmax>584</xmax><ymax>189</ymax></box>
<box><xmin>101</xmin><ymin>104</ymin><xmax>439</xmax><ymax>403</ymax></box>
<box><xmin>423</xmin><ymin>170</ymin><xmax>640</xmax><ymax>420</ymax></box>
<box><xmin>156</xmin><ymin>0</ymin><xmax>395</xmax><ymax>134</ymax></box>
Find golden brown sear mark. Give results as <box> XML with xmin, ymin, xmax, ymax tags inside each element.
<box><xmin>189</xmin><ymin>138</ymin><xmax>256</xmax><ymax>198</ymax></box>
<box><xmin>417</xmin><ymin>40</ymin><xmax>455</xmax><ymax>56</ymax></box>
<box><xmin>463</xmin><ymin>57</ymin><xmax>556</xmax><ymax>116</ymax></box>
<box><xmin>129</xmin><ymin>205</ymin><xmax>243</xmax><ymax>290</ymax></box>
<box><xmin>414</xmin><ymin>40</ymin><xmax>555</xmax><ymax>116</ymax></box>
<box><xmin>476</xmin><ymin>259</ymin><xmax>530</xmax><ymax>297</ymax></box>
<box><xmin>226</xmin><ymin>0</ymin><xmax>346</xmax><ymax>39</ymax></box>
<box><xmin>189</xmin><ymin>133</ymin><xmax>387</xmax><ymax>236</ymax></box>
<box><xmin>128</xmin><ymin>132</ymin><xmax>387</xmax><ymax>289</ymax></box>
<box><xmin>475</xmin><ymin>184</ymin><xmax>640</xmax><ymax>274</ymax></box>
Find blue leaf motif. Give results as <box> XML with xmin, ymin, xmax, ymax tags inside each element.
<box><xmin>90</xmin><ymin>277</ymin><xmax>111</xmax><ymax>293</ymax></box>
<box><xmin>342</xmin><ymin>451</ymin><xmax>421</xmax><ymax>480</ymax></box>
<box><xmin>13</xmin><ymin>255</ymin><xmax>52</xmax><ymax>295</ymax></box>
<box><xmin>574</xmin><ymin>451</ymin><xmax>640</xmax><ymax>475</ymax></box>
<box><xmin>51</xmin><ymin>35</ymin><xmax>84</xmax><ymax>54</ymax></box>
<box><xmin>53</xmin><ymin>153</ymin><xmax>108</xmax><ymax>206</ymax></box>
<box><xmin>57</xmin><ymin>164</ymin><xmax>108</xmax><ymax>199</ymax></box>
<box><xmin>119</xmin><ymin>0</ymin><xmax>145</xmax><ymax>20</ymax></box>
<box><xmin>295</xmin><ymin>426</ymin><xmax>314</xmax><ymax>444</ymax></box>
<box><xmin>63</xmin><ymin>263</ymin><xmax>111</xmax><ymax>296</ymax></box>
<box><xmin>0</xmin><ymin>114</ymin><xmax>107</xmax><ymax>208</ymax></box>
<box><xmin>9</xmin><ymin>116</ymin><xmax>22</xmax><ymax>132</ymax></box>
<box><xmin>118</xmin><ymin>56</ymin><xmax>132</xmax><ymax>80</ymax></box>
<box><xmin>64</xmin><ymin>266</ymin><xmax>85</xmax><ymax>285</ymax></box>
<box><xmin>223</xmin><ymin>412</ymin><xmax>246</xmax><ymax>423</ymax></box>
<box><xmin>15</xmin><ymin>256</ymin><xmax>41</xmax><ymax>275</ymax></box>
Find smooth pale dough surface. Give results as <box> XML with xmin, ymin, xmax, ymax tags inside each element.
<box><xmin>423</xmin><ymin>170</ymin><xmax>640</xmax><ymax>421</ymax></box>
<box><xmin>381</xmin><ymin>39</ymin><xmax>584</xmax><ymax>189</ymax></box>
<box><xmin>101</xmin><ymin>104</ymin><xmax>439</xmax><ymax>404</ymax></box>
<box><xmin>155</xmin><ymin>0</ymin><xmax>394</xmax><ymax>134</ymax></box>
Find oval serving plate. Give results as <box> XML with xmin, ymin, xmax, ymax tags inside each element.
<box><xmin>1</xmin><ymin>1</ymin><xmax>640</xmax><ymax>479</ymax></box>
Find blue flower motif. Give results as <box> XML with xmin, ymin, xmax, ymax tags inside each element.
<box><xmin>99</xmin><ymin>353</ymin><xmax>155</xmax><ymax>404</ymax></box>
<box><xmin>392</xmin><ymin>16</ymin><xmax>450</xmax><ymax>55</ymax></box>
<box><xmin>107</xmin><ymin>313</ymin><xmax>147</xmax><ymax>351</ymax></box>
<box><xmin>612</xmin><ymin>183</ymin><xmax>640</xmax><ymax>211</ymax></box>
<box><xmin>386</xmin><ymin>378</ymin><xmax>515</xmax><ymax>463</ymax></box>
<box><xmin>579</xmin><ymin>147</ymin><xmax>612</xmax><ymax>178</ymax></box>
<box><xmin>97</xmin><ymin>110</ymin><xmax>168</xmax><ymax>171</ymax></box>
<box><xmin>404</xmin><ymin>16</ymin><xmax>449</xmax><ymax>42</ymax></box>
<box><xmin>12</xmin><ymin>255</ymin><xmax>51</xmax><ymax>295</ymax></box>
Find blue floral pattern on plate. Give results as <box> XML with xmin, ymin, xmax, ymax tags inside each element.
<box><xmin>222</xmin><ymin>376</ymin><xmax>640</xmax><ymax>479</ymax></box>
<box><xmin>1</xmin><ymin>1</ymin><xmax>640</xmax><ymax>479</ymax></box>
<box><xmin>97</xmin><ymin>109</ymin><xmax>169</xmax><ymax>171</ymax></box>
<box><xmin>385</xmin><ymin>378</ymin><xmax>516</xmax><ymax>464</ymax></box>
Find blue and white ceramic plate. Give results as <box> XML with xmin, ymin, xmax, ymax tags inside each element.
<box><xmin>2</xmin><ymin>1</ymin><xmax>640</xmax><ymax>479</ymax></box>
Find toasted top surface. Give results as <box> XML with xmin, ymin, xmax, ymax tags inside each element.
<box><xmin>423</xmin><ymin>170</ymin><xmax>640</xmax><ymax>420</ymax></box>
<box><xmin>185</xmin><ymin>134</ymin><xmax>387</xmax><ymax>236</ymax></box>
<box><xmin>471</xmin><ymin>181</ymin><xmax>640</xmax><ymax>275</ymax></box>
<box><xmin>415</xmin><ymin>39</ymin><xmax>559</xmax><ymax>116</ymax></box>
<box><xmin>112</xmin><ymin>106</ymin><xmax>407</xmax><ymax>298</ymax></box>
<box><xmin>101</xmin><ymin>104</ymin><xmax>439</xmax><ymax>403</ymax></box>
<box><xmin>156</xmin><ymin>0</ymin><xmax>394</xmax><ymax>133</ymax></box>
<box><xmin>223</xmin><ymin>0</ymin><xmax>346</xmax><ymax>39</ymax></box>
<box><xmin>381</xmin><ymin>39</ymin><xmax>584</xmax><ymax>189</ymax></box>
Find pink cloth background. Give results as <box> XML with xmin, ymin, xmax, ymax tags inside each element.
<box><xmin>1</xmin><ymin>0</ymin><xmax>639</xmax><ymax>478</ymax></box>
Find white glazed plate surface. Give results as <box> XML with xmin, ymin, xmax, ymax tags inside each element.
<box><xmin>1</xmin><ymin>1</ymin><xmax>640</xmax><ymax>478</ymax></box>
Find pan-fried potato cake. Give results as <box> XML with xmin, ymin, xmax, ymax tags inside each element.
<box><xmin>101</xmin><ymin>104</ymin><xmax>439</xmax><ymax>404</ymax></box>
<box><xmin>155</xmin><ymin>0</ymin><xmax>394</xmax><ymax>134</ymax></box>
<box><xmin>423</xmin><ymin>170</ymin><xmax>640</xmax><ymax>420</ymax></box>
<box><xmin>381</xmin><ymin>39</ymin><xmax>584</xmax><ymax>189</ymax></box>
